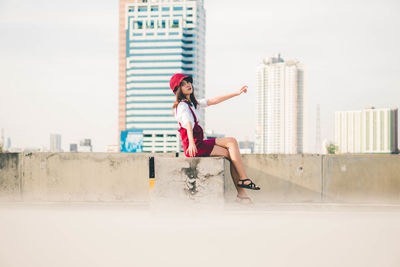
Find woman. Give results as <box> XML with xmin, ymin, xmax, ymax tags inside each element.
<box><xmin>170</xmin><ymin>73</ymin><xmax>260</xmax><ymax>203</ymax></box>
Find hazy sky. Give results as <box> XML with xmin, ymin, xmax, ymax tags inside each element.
<box><xmin>1</xmin><ymin>0</ymin><xmax>399</xmax><ymax>152</ymax></box>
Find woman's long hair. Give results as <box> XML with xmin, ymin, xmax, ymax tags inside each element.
<box><xmin>172</xmin><ymin>79</ymin><xmax>199</xmax><ymax>112</ymax></box>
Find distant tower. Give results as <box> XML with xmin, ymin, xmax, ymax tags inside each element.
<box><xmin>255</xmin><ymin>54</ymin><xmax>304</xmax><ymax>154</ymax></box>
<box><xmin>50</xmin><ymin>134</ymin><xmax>62</xmax><ymax>152</ymax></box>
<box><xmin>315</xmin><ymin>104</ymin><xmax>321</xmax><ymax>153</ymax></box>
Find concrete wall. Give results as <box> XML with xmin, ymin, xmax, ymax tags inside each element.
<box><xmin>322</xmin><ymin>154</ymin><xmax>400</xmax><ymax>203</ymax></box>
<box><xmin>234</xmin><ymin>154</ymin><xmax>400</xmax><ymax>203</ymax></box>
<box><xmin>0</xmin><ymin>153</ymin><xmax>20</xmax><ymax>201</ymax></box>
<box><xmin>237</xmin><ymin>154</ymin><xmax>322</xmax><ymax>202</ymax></box>
<box><xmin>1</xmin><ymin>152</ymin><xmax>400</xmax><ymax>203</ymax></box>
<box><xmin>20</xmin><ymin>152</ymin><xmax>151</xmax><ymax>201</ymax></box>
<box><xmin>0</xmin><ymin>152</ymin><xmax>174</xmax><ymax>202</ymax></box>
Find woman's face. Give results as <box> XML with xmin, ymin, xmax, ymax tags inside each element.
<box><xmin>180</xmin><ymin>79</ymin><xmax>193</xmax><ymax>96</ymax></box>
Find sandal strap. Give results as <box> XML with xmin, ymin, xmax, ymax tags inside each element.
<box><xmin>248</xmin><ymin>181</ymin><xmax>256</xmax><ymax>188</ymax></box>
<box><xmin>238</xmin><ymin>179</ymin><xmax>251</xmax><ymax>185</ymax></box>
<box><xmin>238</xmin><ymin>178</ymin><xmax>260</xmax><ymax>189</ymax></box>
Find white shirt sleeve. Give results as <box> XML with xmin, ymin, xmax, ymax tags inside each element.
<box><xmin>198</xmin><ymin>98</ymin><xmax>208</xmax><ymax>109</ymax></box>
<box><xmin>176</xmin><ymin>102</ymin><xmax>195</xmax><ymax>129</ymax></box>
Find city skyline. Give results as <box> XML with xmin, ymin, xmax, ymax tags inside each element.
<box><xmin>1</xmin><ymin>0</ymin><xmax>399</xmax><ymax>152</ymax></box>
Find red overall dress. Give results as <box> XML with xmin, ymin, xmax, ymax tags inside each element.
<box><xmin>176</xmin><ymin>101</ymin><xmax>216</xmax><ymax>157</ymax></box>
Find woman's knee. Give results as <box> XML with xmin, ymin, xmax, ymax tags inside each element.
<box><xmin>227</xmin><ymin>137</ymin><xmax>238</xmax><ymax>147</ymax></box>
<box><xmin>215</xmin><ymin>137</ymin><xmax>238</xmax><ymax>149</ymax></box>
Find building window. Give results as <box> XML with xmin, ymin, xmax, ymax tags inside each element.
<box><xmin>162</xmin><ymin>7</ymin><xmax>170</xmax><ymax>11</ymax></box>
<box><xmin>156</xmin><ymin>134</ymin><xmax>164</xmax><ymax>137</ymax></box>
<box><xmin>161</xmin><ymin>20</ymin><xmax>166</xmax><ymax>28</ymax></box>
<box><xmin>151</xmin><ymin>5</ymin><xmax>159</xmax><ymax>11</ymax></box>
<box><xmin>173</xmin><ymin>6</ymin><xmax>183</xmax><ymax>11</ymax></box>
<box><xmin>187</xmin><ymin>7</ymin><xmax>193</xmax><ymax>10</ymax></box>
<box><xmin>136</xmin><ymin>21</ymin><xmax>143</xmax><ymax>29</ymax></box>
<box><xmin>138</xmin><ymin>6</ymin><xmax>147</xmax><ymax>12</ymax></box>
<box><xmin>171</xmin><ymin>19</ymin><xmax>179</xmax><ymax>28</ymax></box>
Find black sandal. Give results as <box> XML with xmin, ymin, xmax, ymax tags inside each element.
<box><xmin>237</xmin><ymin>179</ymin><xmax>260</xmax><ymax>190</ymax></box>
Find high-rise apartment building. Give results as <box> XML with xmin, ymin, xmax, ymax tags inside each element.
<box><xmin>255</xmin><ymin>54</ymin><xmax>304</xmax><ymax>154</ymax></box>
<box><xmin>119</xmin><ymin>0</ymin><xmax>205</xmax><ymax>153</ymax></box>
<box><xmin>50</xmin><ymin>134</ymin><xmax>62</xmax><ymax>152</ymax></box>
<box><xmin>335</xmin><ymin>107</ymin><xmax>398</xmax><ymax>154</ymax></box>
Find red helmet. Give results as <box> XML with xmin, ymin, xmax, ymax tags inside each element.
<box><xmin>169</xmin><ymin>73</ymin><xmax>193</xmax><ymax>95</ymax></box>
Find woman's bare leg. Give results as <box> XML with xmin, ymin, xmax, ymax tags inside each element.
<box><xmin>229</xmin><ymin>160</ymin><xmax>248</xmax><ymax>197</ymax></box>
<box><xmin>214</xmin><ymin>137</ymin><xmax>250</xmax><ymax>184</ymax></box>
<box><xmin>209</xmin><ymin>144</ymin><xmax>248</xmax><ymax>197</ymax></box>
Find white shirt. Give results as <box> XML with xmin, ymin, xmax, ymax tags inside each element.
<box><xmin>174</xmin><ymin>98</ymin><xmax>208</xmax><ymax>129</ymax></box>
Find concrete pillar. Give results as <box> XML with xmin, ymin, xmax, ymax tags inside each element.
<box><xmin>152</xmin><ymin>157</ymin><xmax>230</xmax><ymax>208</ymax></box>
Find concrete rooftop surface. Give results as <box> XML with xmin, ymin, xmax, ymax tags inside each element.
<box><xmin>0</xmin><ymin>202</ymin><xmax>399</xmax><ymax>267</ymax></box>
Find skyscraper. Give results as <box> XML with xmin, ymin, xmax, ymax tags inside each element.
<box><xmin>119</xmin><ymin>0</ymin><xmax>206</xmax><ymax>153</ymax></box>
<box><xmin>255</xmin><ymin>54</ymin><xmax>304</xmax><ymax>154</ymax></box>
<box><xmin>335</xmin><ymin>107</ymin><xmax>398</xmax><ymax>154</ymax></box>
<box><xmin>50</xmin><ymin>134</ymin><xmax>62</xmax><ymax>152</ymax></box>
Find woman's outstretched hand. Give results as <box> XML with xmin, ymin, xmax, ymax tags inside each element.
<box><xmin>236</xmin><ymin>86</ymin><xmax>248</xmax><ymax>96</ymax></box>
<box><xmin>187</xmin><ymin>141</ymin><xmax>197</xmax><ymax>157</ymax></box>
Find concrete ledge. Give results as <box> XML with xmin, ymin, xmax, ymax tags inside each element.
<box><xmin>0</xmin><ymin>153</ymin><xmax>20</xmax><ymax>201</ymax></box>
<box><xmin>323</xmin><ymin>154</ymin><xmax>400</xmax><ymax>203</ymax></box>
<box><xmin>238</xmin><ymin>154</ymin><xmax>323</xmax><ymax>202</ymax></box>
<box><xmin>2</xmin><ymin>153</ymin><xmax>400</xmax><ymax>204</ymax></box>
<box><xmin>152</xmin><ymin>157</ymin><xmax>228</xmax><ymax>206</ymax></box>
<box><xmin>21</xmin><ymin>152</ymin><xmax>153</xmax><ymax>201</ymax></box>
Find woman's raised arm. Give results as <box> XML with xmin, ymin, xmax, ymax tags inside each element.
<box><xmin>207</xmin><ymin>86</ymin><xmax>248</xmax><ymax>106</ymax></box>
